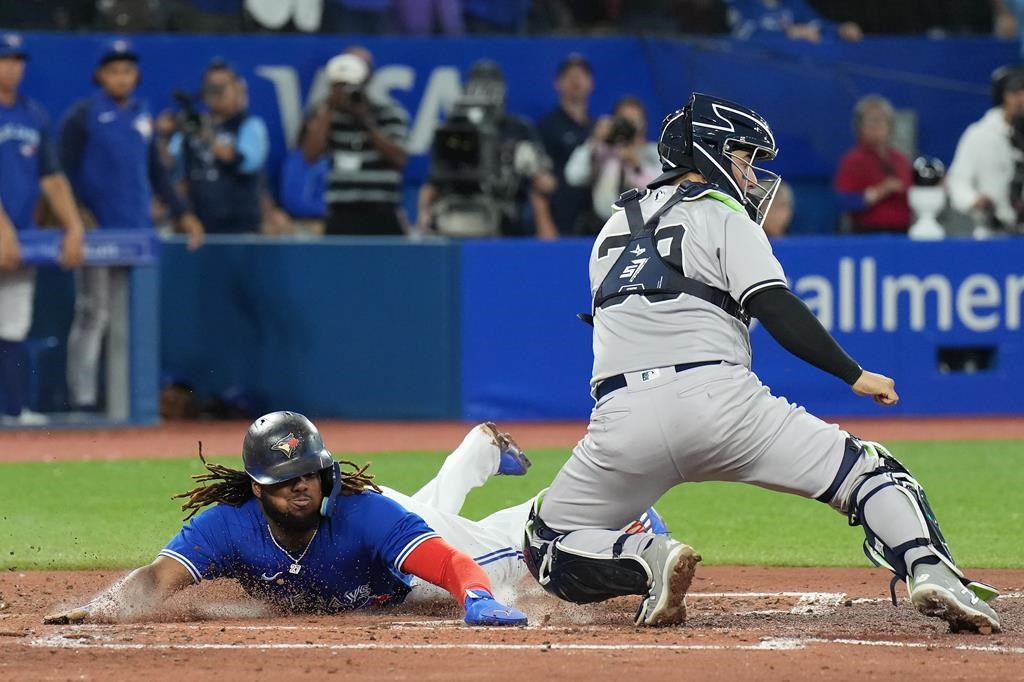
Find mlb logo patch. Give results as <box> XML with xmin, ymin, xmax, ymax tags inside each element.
<box><xmin>134</xmin><ymin>114</ymin><xmax>153</xmax><ymax>140</ymax></box>
<box><xmin>640</xmin><ymin>368</ymin><xmax>661</xmax><ymax>382</ymax></box>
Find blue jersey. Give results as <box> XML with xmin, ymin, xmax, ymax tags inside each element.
<box><xmin>160</xmin><ymin>492</ymin><xmax>438</xmax><ymax>613</ymax></box>
<box><xmin>60</xmin><ymin>92</ymin><xmax>185</xmax><ymax>229</ymax></box>
<box><xmin>0</xmin><ymin>95</ymin><xmax>59</xmax><ymax>231</ymax></box>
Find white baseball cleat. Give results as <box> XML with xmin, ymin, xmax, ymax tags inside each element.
<box><xmin>634</xmin><ymin>536</ymin><xmax>701</xmax><ymax>627</ymax></box>
<box><xmin>909</xmin><ymin>562</ymin><xmax>1001</xmax><ymax>633</ymax></box>
<box><xmin>1</xmin><ymin>409</ymin><xmax>49</xmax><ymax>427</ymax></box>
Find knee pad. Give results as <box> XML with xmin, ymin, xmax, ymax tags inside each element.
<box><xmin>848</xmin><ymin>441</ymin><xmax>998</xmax><ymax>604</ymax></box>
<box><xmin>523</xmin><ymin>501</ymin><xmax>652</xmax><ymax>604</ymax></box>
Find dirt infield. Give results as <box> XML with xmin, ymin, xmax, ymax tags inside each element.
<box><xmin>3</xmin><ymin>416</ymin><xmax>1024</xmax><ymax>462</ymax></box>
<box><xmin>3</xmin><ymin>417</ymin><xmax>1022</xmax><ymax>679</ymax></box>
<box><xmin>2</xmin><ymin>567</ymin><xmax>1022</xmax><ymax>681</ymax></box>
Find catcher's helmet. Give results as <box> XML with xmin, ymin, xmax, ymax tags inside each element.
<box><xmin>650</xmin><ymin>92</ymin><xmax>780</xmax><ymax>225</ymax></box>
<box><xmin>242</xmin><ymin>411</ymin><xmax>334</xmax><ymax>485</ymax></box>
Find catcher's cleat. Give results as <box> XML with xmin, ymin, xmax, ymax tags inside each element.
<box><xmin>910</xmin><ymin>562</ymin><xmax>1001</xmax><ymax>634</ymax></box>
<box><xmin>481</xmin><ymin>422</ymin><xmax>532</xmax><ymax>476</ymax></box>
<box><xmin>634</xmin><ymin>536</ymin><xmax>701</xmax><ymax>627</ymax></box>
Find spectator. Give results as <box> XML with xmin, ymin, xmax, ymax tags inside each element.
<box><xmin>994</xmin><ymin>0</ymin><xmax>1021</xmax><ymax>44</ymax></box>
<box><xmin>321</xmin><ymin>0</ymin><xmax>395</xmax><ymax>33</ymax></box>
<box><xmin>60</xmin><ymin>39</ymin><xmax>204</xmax><ymax>411</ymax></box>
<box><xmin>170</xmin><ymin>59</ymin><xmax>269</xmax><ymax>233</ymax></box>
<box><xmin>0</xmin><ymin>33</ymin><xmax>84</xmax><ymax>426</ymax></box>
<box><xmin>278</xmin><ymin>134</ymin><xmax>328</xmax><ymax>232</ymax></box>
<box><xmin>726</xmin><ymin>0</ymin><xmax>863</xmax><ymax>42</ymax></box>
<box><xmin>416</xmin><ymin>59</ymin><xmax>558</xmax><ymax>238</ymax></box>
<box><xmin>463</xmin><ymin>0</ymin><xmax>531</xmax><ymax>32</ymax></box>
<box><xmin>245</xmin><ymin>0</ymin><xmax>322</xmax><ymax>32</ymax></box>
<box><xmin>564</xmin><ymin>95</ymin><xmax>661</xmax><ymax>225</ymax></box>
<box><xmin>302</xmin><ymin>52</ymin><xmax>409</xmax><ymax>235</ymax></box>
<box><xmin>618</xmin><ymin>0</ymin><xmax>730</xmax><ymax>35</ymax></box>
<box><xmin>833</xmin><ymin>94</ymin><xmax>912</xmax><ymax>234</ymax></box>
<box><xmin>946</xmin><ymin>65</ymin><xmax>1024</xmax><ymax>234</ymax></box>
<box><xmin>762</xmin><ymin>179</ymin><xmax>793</xmax><ymax>238</ymax></box>
<box><xmin>537</xmin><ymin>53</ymin><xmax>599</xmax><ymax>235</ymax></box>
<box><xmin>395</xmin><ymin>0</ymin><xmax>464</xmax><ymax>35</ymax></box>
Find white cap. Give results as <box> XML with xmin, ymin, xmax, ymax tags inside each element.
<box><xmin>325</xmin><ymin>53</ymin><xmax>369</xmax><ymax>85</ymax></box>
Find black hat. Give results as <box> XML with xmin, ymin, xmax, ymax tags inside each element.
<box><xmin>991</xmin><ymin>64</ymin><xmax>1024</xmax><ymax>106</ymax></box>
<box><xmin>557</xmin><ymin>53</ymin><xmax>592</xmax><ymax>77</ymax></box>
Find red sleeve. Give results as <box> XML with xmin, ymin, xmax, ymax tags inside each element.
<box><xmin>834</xmin><ymin>148</ymin><xmax>865</xmax><ymax>192</ymax></box>
<box><xmin>400</xmin><ymin>537</ymin><xmax>492</xmax><ymax>603</ymax></box>
<box><xmin>894</xmin><ymin>150</ymin><xmax>913</xmax><ymax>188</ymax></box>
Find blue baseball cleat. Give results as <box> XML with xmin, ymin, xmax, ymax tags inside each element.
<box><xmin>482</xmin><ymin>422</ymin><xmax>532</xmax><ymax>476</ymax></box>
<box><xmin>464</xmin><ymin>589</ymin><xmax>528</xmax><ymax>626</ymax></box>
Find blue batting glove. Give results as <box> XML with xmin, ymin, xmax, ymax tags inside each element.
<box><xmin>463</xmin><ymin>589</ymin><xmax>528</xmax><ymax>626</ymax></box>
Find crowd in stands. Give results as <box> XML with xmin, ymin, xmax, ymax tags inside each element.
<box><xmin>0</xmin><ymin>24</ymin><xmax>1020</xmax><ymax>246</ymax></box>
<box><xmin>0</xmin><ymin>1</ymin><xmax>1004</xmax><ymax>36</ymax></box>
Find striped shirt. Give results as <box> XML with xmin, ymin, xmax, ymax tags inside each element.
<box><xmin>326</xmin><ymin>98</ymin><xmax>408</xmax><ymax>206</ymax></box>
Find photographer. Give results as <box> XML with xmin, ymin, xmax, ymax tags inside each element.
<box><xmin>302</xmin><ymin>52</ymin><xmax>408</xmax><ymax>236</ymax></box>
<box><xmin>947</xmin><ymin>65</ymin><xmax>1024</xmax><ymax>235</ymax></box>
<box><xmin>416</xmin><ymin>60</ymin><xmax>558</xmax><ymax>239</ymax></box>
<box><xmin>169</xmin><ymin>59</ymin><xmax>269</xmax><ymax>234</ymax></box>
<box><xmin>564</xmin><ymin>96</ymin><xmax>661</xmax><ymax>226</ymax></box>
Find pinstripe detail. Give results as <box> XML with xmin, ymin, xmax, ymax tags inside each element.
<box><xmin>738</xmin><ymin>279</ymin><xmax>787</xmax><ymax>306</ymax></box>
<box><xmin>472</xmin><ymin>547</ymin><xmax>518</xmax><ymax>563</ymax></box>
<box><xmin>394</xmin><ymin>532</ymin><xmax>440</xmax><ymax>571</ymax></box>
<box><xmin>476</xmin><ymin>551</ymin><xmax>525</xmax><ymax>567</ymax></box>
<box><xmin>158</xmin><ymin>549</ymin><xmax>202</xmax><ymax>583</ymax></box>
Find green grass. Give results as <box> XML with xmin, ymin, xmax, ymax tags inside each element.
<box><xmin>1</xmin><ymin>440</ymin><xmax>1021</xmax><ymax>571</ymax></box>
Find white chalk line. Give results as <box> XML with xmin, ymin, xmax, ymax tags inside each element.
<box><xmin>14</xmin><ymin>589</ymin><xmax>1021</xmax><ymax>653</ymax></box>
<box><xmin>23</xmin><ymin>633</ymin><xmax>1024</xmax><ymax>655</ymax></box>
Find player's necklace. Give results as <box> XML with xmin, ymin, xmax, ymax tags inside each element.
<box><xmin>267</xmin><ymin>524</ymin><xmax>318</xmax><ymax>575</ymax></box>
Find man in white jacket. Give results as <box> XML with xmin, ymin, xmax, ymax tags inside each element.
<box><xmin>946</xmin><ymin>66</ymin><xmax>1024</xmax><ymax>233</ymax></box>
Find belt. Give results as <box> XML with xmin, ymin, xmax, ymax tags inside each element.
<box><xmin>594</xmin><ymin>360</ymin><xmax>723</xmax><ymax>401</ymax></box>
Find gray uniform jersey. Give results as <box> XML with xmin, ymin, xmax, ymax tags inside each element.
<box><xmin>537</xmin><ymin>185</ymin><xmax>858</xmax><ymax>541</ymax></box>
<box><xmin>588</xmin><ymin>187</ymin><xmax>788</xmax><ymax>387</ymax></box>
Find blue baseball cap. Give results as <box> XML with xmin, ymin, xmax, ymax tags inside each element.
<box><xmin>96</xmin><ymin>38</ymin><xmax>138</xmax><ymax>68</ymax></box>
<box><xmin>0</xmin><ymin>33</ymin><xmax>28</xmax><ymax>60</ymax></box>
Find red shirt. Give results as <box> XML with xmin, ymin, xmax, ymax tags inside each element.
<box><xmin>834</xmin><ymin>143</ymin><xmax>913</xmax><ymax>233</ymax></box>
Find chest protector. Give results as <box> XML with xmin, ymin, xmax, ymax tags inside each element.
<box><xmin>592</xmin><ymin>184</ymin><xmax>750</xmax><ymax>326</ymax></box>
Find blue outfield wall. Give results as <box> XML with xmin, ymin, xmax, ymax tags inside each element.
<box><xmin>159</xmin><ymin>237</ymin><xmax>461</xmax><ymax>420</ymax></box>
<box><xmin>156</xmin><ymin>237</ymin><xmax>1024</xmax><ymax>421</ymax></box>
<box><xmin>464</xmin><ymin>238</ymin><xmax>1024</xmax><ymax>420</ymax></box>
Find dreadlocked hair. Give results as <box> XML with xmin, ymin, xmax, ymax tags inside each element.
<box><xmin>172</xmin><ymin>443</ymin><xmax>382</xmax><ymax>521</ymax></box>
<box><xmin>336</xmin><ymin>458</ymin><xmax>382</xmax><ymax>497</ymax></box>
<box><xmin>173</xmin><ymin>443</ymin><xmax>254</xmax><ymax>521</ymax></box>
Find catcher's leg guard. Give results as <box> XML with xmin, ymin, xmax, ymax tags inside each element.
<box><xmin>523</xmin><ymin>498</ymin><xmax>656</xmax><ymax>604</ymax></box>
<box><xmin>846</xmin><ymin>441</ymin><xmax>998</xmax><ymax>605</ymax></box>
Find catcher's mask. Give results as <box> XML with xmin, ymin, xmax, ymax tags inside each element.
<box><xmin>649</xmin><ymin>92</ymin><xmax>780</xmax><ymax>226</ymax></box>
<box><xmin>242</xmin><ymin>411</ymin><xmax>342</xmax><ymax>516</ymax></box>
